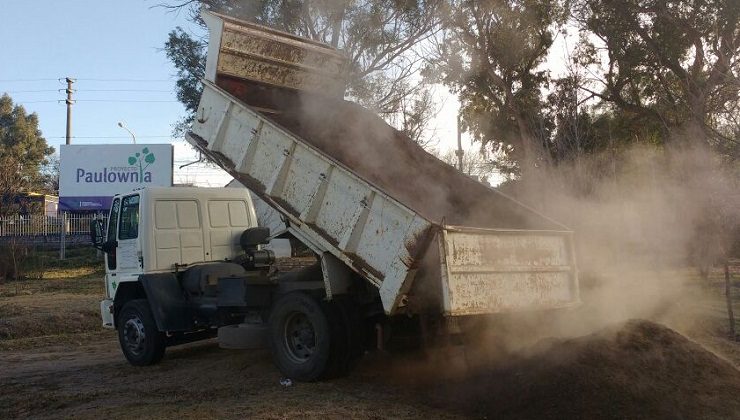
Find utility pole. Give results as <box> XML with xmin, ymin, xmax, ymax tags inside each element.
<box><xmin>61</xmin><ymin>77</ymin><xmax>74</xmax><ymax>260</ymax></box>
<box><xmin>456</xmin><ymin>114</ymin><xmax>464</xmax><ymax>172</ymax></box>
<box><xmin>65</xmin><ymin>77</ymin><xmax>74</xmax><ymax>145</ymax></box>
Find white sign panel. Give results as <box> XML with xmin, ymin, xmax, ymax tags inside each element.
<box><xmin>59</xmin><ymin>144</ymin><xmax>173</xmax><ymax>211</ymax></box>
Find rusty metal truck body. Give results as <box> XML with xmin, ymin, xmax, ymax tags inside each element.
<box><xmin>188</xmin><ymin>9</ymin><xmax>579</xmax><ymax>317</ymax></box>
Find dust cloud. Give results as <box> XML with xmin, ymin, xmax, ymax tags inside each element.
<box><xmin>369</xmin><ymin>143</ymin><xmax>740</xmax><ymax>420</ymax></box>
<box><xmin>473</xmin><ymin>142</ymin><xmax>739</xmax><ymax>353</ymax></box>
<box><xmin>248</xmin><ymin>78</ymin><xmax>739</xmax><ymax>346</ymax></box>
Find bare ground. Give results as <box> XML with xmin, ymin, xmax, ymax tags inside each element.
<box><xmin>2</xmin><ymin>267</ymin><xmax>740</xmax><ymax>419</ymax></box>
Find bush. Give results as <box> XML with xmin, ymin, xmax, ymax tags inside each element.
<box><xmin>0</xmin><ymin>239</ymin><xmax>31</xmax><ymax>282</ymax></box>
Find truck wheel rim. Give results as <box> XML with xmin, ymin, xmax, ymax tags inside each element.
<box><xmin>123</xmin><ymin>316</ymin><xmax>146</xmax><ymax>356</ymax></box>
<box><xmin>283</xmin><ymin>312</ymin><xmax>315</xmax><ymax>363</ymax></box>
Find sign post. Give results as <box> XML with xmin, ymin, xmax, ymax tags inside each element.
<box><xmin>60</xmin><ymin>212</ymin><xmax>66</xmax><ymax>260</ymax></box>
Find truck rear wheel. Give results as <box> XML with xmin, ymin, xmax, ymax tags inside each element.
<box><xmin>268</xmin><ymin>292</ymin><xmax>332</xmax><ymax>381</ymax></box>
<box><xmin>323</xmin><ymin>296</ymin><xmax>364</xmax><ymax>377</ymax></box>
<box><xmin>117</xmin><ymin>299</ymin><xmax>166</xmax><ymax>366</ymax></box>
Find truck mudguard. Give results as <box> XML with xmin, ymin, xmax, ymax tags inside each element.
<box><xmin>139</xmin><ymin>273</ymin><xmax>196</xmax><ymax>332</ymax></box>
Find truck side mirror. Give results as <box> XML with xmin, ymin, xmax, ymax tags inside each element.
<box><xmin>90</xmin><ymin>219</ymin><xmax>105</xmax><ymax>249</ymax></box>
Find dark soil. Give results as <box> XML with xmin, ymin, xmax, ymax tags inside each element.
<box><xmin>411</xmin><ymin>320</ymin><xmax>740</xmax><ymax>420</ymax></box>
<box><xmin>217</xmin><ymin>77</ymin><xmax>558</xmax><ymax>230</ymax></box>
<box><xmin>4</xmin><ymin>279</ymin><xmax>740</xmax><ymax>420</ymax></box>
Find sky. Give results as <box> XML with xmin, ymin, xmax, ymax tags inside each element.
<box><xmin>0</xmin><ymin>0</ymin><xmax>232</xmax><ymax>186</ymax></box>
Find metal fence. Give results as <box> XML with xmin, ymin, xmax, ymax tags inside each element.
<box><xmin>0</xmin><ymin>213</ymin><xmax>104</xmax><ymax>237</ymax></box>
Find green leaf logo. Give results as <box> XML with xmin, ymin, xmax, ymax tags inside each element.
<box><xmin>126</xmin><ymin>147</ymin><xmax>157</xmax><ymax>184</ymax></box>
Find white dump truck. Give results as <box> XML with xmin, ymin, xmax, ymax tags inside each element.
<box><xmin>93</xmin><ymin>9</ymin><xmax>579</xmax><ymax>381</ymax></box>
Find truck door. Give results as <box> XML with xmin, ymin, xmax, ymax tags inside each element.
<box><xmin>105</xmin><ymin>198</ymin><xmax>120</xmax><ymax>271</ymax></box>
<box><xmin>116</xmin><ymin>194</ymin><xmax>142</xmax><ymax>272</ymax></box>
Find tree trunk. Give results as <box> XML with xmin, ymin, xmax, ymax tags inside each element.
<box><xmin>330</xmin><ymin>3</ymin><xmax>346</xmax><ymax>48</ymax></box>
<box><xmin>725</xmin><ymin>261</ymin><xmax>736</xmax><ymax>340</ymax></box>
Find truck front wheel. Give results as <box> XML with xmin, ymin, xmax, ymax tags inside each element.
<box><xmin>268</xmin><ymin>292</ymin><xmax>333</xmax><ymax>381</ymax></box>
<box><xmin>117</xmin><ymin>299</ymin><xmax>166</xmax><ymax>366</ymax></box>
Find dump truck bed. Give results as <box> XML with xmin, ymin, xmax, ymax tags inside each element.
<box><xmin>187</xmin><ymin>9</ymin><xmax>579</xmax><ymax>315</ymax></box>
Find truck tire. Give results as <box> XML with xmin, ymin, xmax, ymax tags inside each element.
<box><xmin>117</xmin><ymin>299</ymin><xmax>166</xmax><ymax>366</ymax></box>
<box><xmin>322</xmin><ymin>297</ymin><xmax>364</xmax><ymax>378</ymax></box>
<box><xmin>268</xmin><ymin>292</ymin><xmax>334</xmax><ymax>381</ymax></box>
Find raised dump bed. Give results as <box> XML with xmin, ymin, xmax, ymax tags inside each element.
<box><xmin>187</xmin><ymin>10</ymin><xmax>578</xmax><ymax>316</ymax></box>
<box><xmin>202</xmin><ymin>9</ymin><xmax>348</xmax><ymax>100</ymax></box>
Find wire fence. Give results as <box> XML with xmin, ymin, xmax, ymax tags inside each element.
<box><xmin>0</xmin><ymin>213</ymin><xmax>104</xmax><ymax>237</ymax></box>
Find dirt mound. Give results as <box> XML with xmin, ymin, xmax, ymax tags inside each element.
<box><xmin>418</xmin><ymin>320</ymin><xmax>740</xmax><ymax>419</ymax></box>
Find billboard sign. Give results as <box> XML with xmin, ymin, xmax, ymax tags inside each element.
<box><xmin>59</xmin><ymin>144</ymin><xmax>173</xmax><ymax>211</ymax></box>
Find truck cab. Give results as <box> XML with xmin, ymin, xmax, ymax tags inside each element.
<box><xmin>93</xmin><ymin>187</ymin><xmax>278</xmax><ymax>361</ymax></box>
<box><xmin>98</xmin><ymin>187</ymin><xmax>259</xmax><ymax>326</ymax></box>
<box><xmin>92</xmin><ymin>186</ymin><xmax>368</xmax><ymax>381</ymax></box>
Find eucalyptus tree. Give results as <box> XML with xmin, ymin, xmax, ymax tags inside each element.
<box><xmin>432</xmin><ymin>0</ymin><xmax>568</xmax><ymax>176</ymax></box>
<box><xmin>163</xmin><ymin>0</ymin><xmax>443</xmax><ymax>139</ymax></box>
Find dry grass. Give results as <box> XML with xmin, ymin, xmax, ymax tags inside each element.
<box><xmin>0</xmin><ymin>247</ymin><xmax>105</xmax><ymax>349</ymax></box>
<box><xmin>2</xmin><ymin>261</ymin><xmax>740</xmax><ymax>419</ymax></box>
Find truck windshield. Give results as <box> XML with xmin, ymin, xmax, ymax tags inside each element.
<box><xmin>118</xmin><ymin>195</ymin><xmax>140</xmax><ymax>240</ymax></box>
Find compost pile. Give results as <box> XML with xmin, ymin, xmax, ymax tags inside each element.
<box><xmin>420</xmin><ymin>320</ymin><xmax>740</xmax><ymax>419</ymax></box>
<box><xmin>219</xmin><ymin>78</ymin><xmax>555</xmax><ymax>230</ymax></box>
<box><xmin>275</xmin><ymin>95</ymin><xmax>552</xmax><ymax>228</ymax></box>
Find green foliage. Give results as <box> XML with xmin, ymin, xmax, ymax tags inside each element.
<box><xmin>161</xmin><ymin>0</ymin><xmax>738</xmax><ymax>172</ymax></box>
<box><xmin>574</xmin><ymin>0</ymin><xmax>740</xmax><ymax>157</ymax></box>
<box><xmin>544</xmin><ymin>75</ymin><xmax>666</xmax><ymax>163</ymax></box>
<box><xmin>433</xmin><ymin>0</ymin><xmax>739</xmax><ymax>175</ymax></box>
<box><xmin>40</xmin><ymin>154</ymin><xmax>60</xmax><ymax>194</ymax></box>
<box><xmin>162</xmin><ymin>0</ymin><xmax>442</xmax><ymax>134</ymax></box>
<box><xmin>434</xmin><ymin>0</ymin><xmax>567</xmax><ymax>176</ymax></box>
<box><xmin>164</xmin><ymin>27</ymin><xmax>206</xmax><ymax>136</ymax></box>
<box><xmin>0</xmin><ymin>94</ymin><xmax>54</xmax><ymax>215</ymax></box>
<box><xmin>0</xmin><ymin>94</ymin><xmax>53</xmax><ymax>170</ymax></box>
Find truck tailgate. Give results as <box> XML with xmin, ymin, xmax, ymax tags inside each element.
<box><xmin>439</xmin><ymin>227</ymin><xmax>579</xmax><ymax>316</ymax></box>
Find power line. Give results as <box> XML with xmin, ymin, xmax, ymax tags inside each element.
<box><xmin>1</xmin><ymin>78</ymin><xmax>175</xmax><ymax>84</ymax></box>
<box><xmin>47</xmin><ymin>135</ymin><xmax>174</xmax><ymax>139</ymax></box>
<box><xmin>15</xmin><ymin>99</ymin><xmax>180</xmax><ymax>103</ymax></box>
<box><xmin>77</xmin><ymin>89</ymin><xmax>174</xmax><ymax>92</ymax></box>
<box><xmin>74</xmin><ymin>99</ymin><xmax>179</xmax><ymax>103</ymax></box>
<box><xmin>3</xmin><ymin>89</ymin><xmax>61</xmax><ymax>93</ymax></box>
<box><xmin>75</xmin><ymin>78</ymin><xmax>174</xmax><ymax>82</ymax></box>
<box><xmin>13</xmin><ymin>100</ymin><xmax>60</xmax><ymax>103</ymax></box>
<box><xmin>5</xmin><ymin>89</ymin><xmax>174</xmax><ymax>93</ymax></box>
<box><xmin>0</xmin><ymin>78</ymin><xmax>60</xmax><ymax>82</ymax></box>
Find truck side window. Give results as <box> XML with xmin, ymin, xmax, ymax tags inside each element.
<box><xmin>107</xmin><ymin>198</ymin><xmax>120</xmax><ymax>270</ymax></box>
<box><xmin>119</xmin><ymin>195</ymin><xmax>140</xmax><ymax>240</ymax></box>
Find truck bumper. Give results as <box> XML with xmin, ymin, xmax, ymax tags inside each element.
<box><xmin>100</xmin><ymin>299</ymin><xmax>114</xmax><ymax>329</ymax></box>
